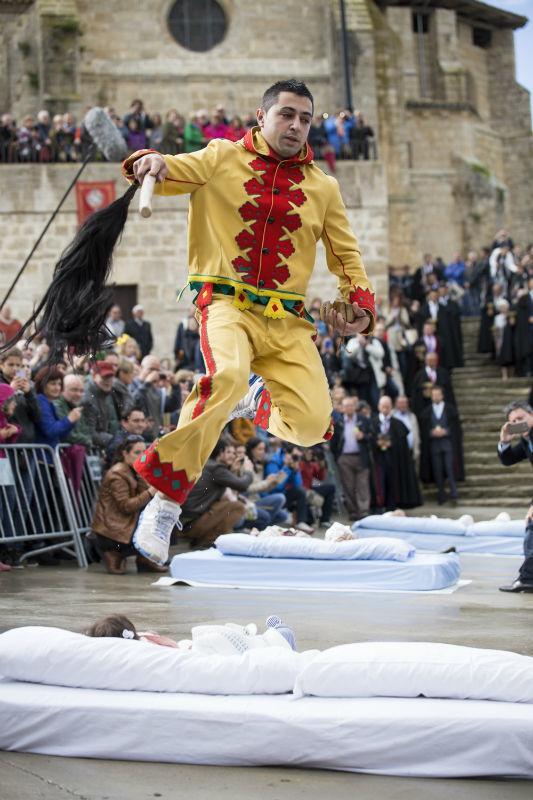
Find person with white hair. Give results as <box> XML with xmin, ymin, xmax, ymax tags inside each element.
<box><xmin>54</xmin><ymin>373</ymin><xmax>92</xmax><ymax>448</ymax></box>
<box><xmin>124</xmin><ymin>305</ymin><xmax>153</xmax><ymax>358</ymax></box>
<box><xmin>493</xmin><ymin>298</ymin><xmax>515</xmax><ymax>381</ymax></box>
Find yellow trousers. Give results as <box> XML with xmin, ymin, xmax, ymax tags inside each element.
<box><xmin>135</xmin><ymin>294</ymin><xmax>333</xmax><ymax>502</ymax></box>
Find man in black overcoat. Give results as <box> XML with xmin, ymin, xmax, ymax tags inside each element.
<box><xmin>419</xmin><ymin>385</ymin><xmax>464</xmax><ymax>505</ymax></box>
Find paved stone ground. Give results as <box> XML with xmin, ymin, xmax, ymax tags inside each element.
<box><xmin>1</xmin><ymin>529</ymin><xmax>533</xmax><ymax>799</ymax></box>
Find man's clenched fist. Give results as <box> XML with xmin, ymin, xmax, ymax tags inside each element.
<box><xmin>320</xmin><ymin>300</ymin><xmax>371</xmax><ymax>336</ymax></box>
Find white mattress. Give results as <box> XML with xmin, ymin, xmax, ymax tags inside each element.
<box><xmin>355</xmin><ymin>529</ymin><xmax>524</xmax><ymax>556</ymax></box>
<box><xmin>169</xmin><ymin>549</ymin><xmax>460</xmax><ymax>591</ymax></box>
<box><xmin>1</xmin><ymin>678</ymin><xmax>532</xmax><ymax>778</ymax></box>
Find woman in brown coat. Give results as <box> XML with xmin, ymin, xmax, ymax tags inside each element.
<box><xmin>91</xmin><ymin>435</ymin><xmax>167</xmax><ymax>575</ymax></box>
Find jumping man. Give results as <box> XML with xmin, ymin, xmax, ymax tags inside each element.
<box><xmin>123</xmin><ymin>79</ymin><xmax>376</xmax><ymax>563</ymax></box>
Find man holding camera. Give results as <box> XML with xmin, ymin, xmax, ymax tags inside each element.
<box><xmin>498</xmin><ymin>401</ymin><xmax>533</xmax><ymax>592</ymax></box>
<box><xmin>133</xmin><ymin>355</ymin><xmax>181</xmax><ymax>441</ymax></box>
<box><xmin>265</xmin><ymin>445</ymin><xmax>314</xmax><ymax>534</ymax></box>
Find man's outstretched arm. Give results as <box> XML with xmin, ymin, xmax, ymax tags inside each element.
<box><xmin>122</xmin><ymin>139</ymin><xmax>224</xmax><ymax>196</ymax></box>
<box><xmin>320</xmin><ymin>177</ymin><xmax>376</xmax><ymax>336</ymax></box>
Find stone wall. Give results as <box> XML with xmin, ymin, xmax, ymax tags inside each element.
<box><xmin>72</xmin><ymin>0</ymin><xmax>335</xmax><ymax>119</ymax></box>
<box><xmin>0</xmin><ymin>160</ymin><xmax>389</xmax><ymax>357</ymax></box>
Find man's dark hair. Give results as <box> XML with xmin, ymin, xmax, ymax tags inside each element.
<box><xmin>261</xmin><ymin>79</ymin><xmax>314</xmax><ymax>114</ymax></box>
<box><xmin>121</xmin><ymin>405</ymin><xmax>144</xmax><ymax>421</ymax></box>
<box><xmin>504</xmin><ymin>400</ymin><xmax>532</xmax><ymax>418</ymax></box>
<box><xmin>211</xmin><ymin>437</ymin><xmax>233</xmax><ymax>460</ymax></box>
<box><xmin>245</xmin><ymin>436</ymin><xmax>264</xmax><ymax>460</ymax></box>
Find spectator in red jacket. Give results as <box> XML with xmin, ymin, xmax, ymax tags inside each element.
<box><xmin>300</xmin><ymin>446</ymin><xmax>336</xmax><ymax>528</ymax></box>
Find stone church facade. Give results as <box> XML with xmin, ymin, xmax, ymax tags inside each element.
<box><xmin>1</xmin><ymin>0</ymin><xmax>531</xmax><ymax>354</ymax></box>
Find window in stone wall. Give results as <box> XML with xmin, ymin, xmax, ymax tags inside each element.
<box><xmin>167</xmin><ymin>0</ymin><xmax>228</xmax><ymax>52</ymax></box>
<box><xmin>472</xmin><ymin>27</ymin><xmax>492</xmax><ymax>49</ymax></box>
<box><xmin>412</xmin><ymin>12</ymin><xmax>430</xmax><ymax>34</ymax></box>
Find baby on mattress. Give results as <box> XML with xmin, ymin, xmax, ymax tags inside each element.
<box><xmin>250</xmin><ymin>522</ymin><xmax>357</xmax><ymax>541</ymax></box>
<box><xmin>86</xmin><ymin>613</ymin><xmax>297</xmax><ymax>655</ymax></box>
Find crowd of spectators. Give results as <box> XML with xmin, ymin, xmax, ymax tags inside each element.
<box><xmin>389</xmin><ymin>232</ymin><xmax>533</xmax><ymax>381</ymax></box>
<box><xmin>1</xmin><ymin>228</ymin><xmax>532</xmax><ymax>571</ymax></box>
<box><xmin>0</xmin><ymin>100</ymin><xmax>375</xmax><ymax>170</ymax></box>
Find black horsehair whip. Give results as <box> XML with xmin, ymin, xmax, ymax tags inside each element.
<box><xmin>0</xmin><ymin>108</ymin><xmax>156</xmax><ymax>364</ymax></box>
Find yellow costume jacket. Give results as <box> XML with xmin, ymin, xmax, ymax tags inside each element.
<box><xmin>123</xmin><ymin>128</ymin><xmax>375</xmax><ymax>327</ymax></box>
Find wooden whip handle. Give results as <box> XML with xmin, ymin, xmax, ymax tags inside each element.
<box><xmin>139</xmin><ymin>174</ymin><xmax>156</xmax><ymax>218</ymax></box>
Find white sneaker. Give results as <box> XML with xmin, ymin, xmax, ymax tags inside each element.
<box><xmin>132</xmin><ymin>494</ymin><xmax>182</xmax><ymax>566</ymax></box>
<box><xmin>295</xmin><ymin>521</ymin><xmax>314</xmax><ymax>535</ymax></box>
<box><xmin>228</xmin><ymin>374</ymin><xmax>264</xmax><ymax>421</ymax></box>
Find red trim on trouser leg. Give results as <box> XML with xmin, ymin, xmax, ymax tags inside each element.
<box><xmin>253</xmin><ymin>388</ymin><xmax>271</xmax><ymax>430</ymax></box>
<box><xmin>134</xmin><ymin>443</ymin><xmax>195</xmax><ymax>504</ymax></box>
<box><xmin>192</xmin><ymin>301</ymin><xmax>217</xmax><ymax>420</ymax></box>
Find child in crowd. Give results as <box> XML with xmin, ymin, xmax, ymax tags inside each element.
<box><xmin>86</xmin><ymin>613</ymin><xmax>297</xmax><ymax>653</ymax></box>
<box><xmin>0</xmin><ymin>384</ymin><xmax>21</xmax><ymax>568</ymax></box>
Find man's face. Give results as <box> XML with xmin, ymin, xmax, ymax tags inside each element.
<box><xmin>284</xmin><ymin>448</ymin><xmax>302</xmax><ymax>468</ymax></box>
<box><xmin>143</xmin><ymin>356</ymin><xmax>160</xmax><ymax>372</ymax></box>
<box><xmin>426</xmin><ymin>353</ymin><xmax>438</xmax><ymax>369</ymax></box>
<box><xmin>374</xmin><ymin>324</ymin><xmax>386</xmax><ymax>341</ymax></box>
<box><xmin>431</xmin><ymin>389</ymin><xmax>443</xmax><ymax>404</ymax></box>
<box><xmin>0</xmin><ymin>356</ymin><xmax>21</xmax><ymax>380</ymax></box>
<box><xmin>219</xmin><ymin>446</ymin><xmax>235</xmax><ymax>466</ymax></box>
<box><xmin>123</xmin><ymin>411</ymin><xmax>146</xmax><ymax>435</ymax></box>
<box><xmin>95</xmin><ymin>373</ymin><xmax>114</xmax><ymax>393</ymax></box>
<box><xmin>341</xmin><ymin>397</ymin><xmax>357</xmax><ymax>417</ymax></box>
<box><xmin>105</xmin><ymin>353</ymin><xmax>120</xmax><ymax>369</ymax></box>
<box><xmin>63</xmin><ymin>380</ymin><xmax>84</xmax><ymax>404</ymax></box>
<box><xmin>257</xmin><ymin>91</ymin><xmax>313</xmax><ymax>159</ymax></box>
<box><xmin>396</xmin><ymin>396</ymin><xmax>408</xmax><ymax>413</ymax></box>
<box><xmin>423</xmin><ymin>323</ymin><xmax>434</xmax><ymax>337</ymax></box>
<box><xmin>378</xmin><ymin>397</ymin><xmax>392</xmax><ymax>416</ymax></box>
<box><xmin>110</xmin><ymin>306</ymin><xmax>121</xmax><ymax>321</ymax></box>
<box><xmin>508</xmin><ymin>409</ymin><xmax>533</xmax><ymax>429</ymax></box>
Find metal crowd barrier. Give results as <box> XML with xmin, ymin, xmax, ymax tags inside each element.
<box><xmin>0</xmin><ymin>444</ymin><xmax>91</xmax><ymax>567</ymax></box>
<box><xmin>57</xmin><ymin>444</ymin><xmax>102</xmax><ymax>535</ymax></box>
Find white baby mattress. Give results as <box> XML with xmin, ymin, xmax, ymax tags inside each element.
<box><xmin>355</xmin><ymin>529</ymin><xmax>524</xmax><ymax>555</ymax></box>
<box><xmin>1</xmin><ymin>678</ymin><xmax>532</xmax><ymax>778</ymax></box>
<box><xmin>169</xmin><ymin>549</ymin><xmax>460</xmax><ymax>591</ymax></box>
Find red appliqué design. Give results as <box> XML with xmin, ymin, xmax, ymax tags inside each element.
<box><xmin>192</xmin><ymin>304</ymin><xmax>217</xmax><ymax>419</ymax></box>
<box><xmin>253</xmin><ymin>388</ymin><xmax>271</xmax><ymax>430</ymax></box>
<box><xmin>196</xmin><ymin>282</ymin><xmax>213</xmax><ymax>309</ymax></box>
<box><xmin>323</xmin><ymin>417</ymin><xmax>335</xmax><ymax>441</ymax></box>
<box><xmin>349</xmin><ymin>286</ymin><xmax>376</xmax><ymax>319</ymax></box>
<box><xmin>134</xmin><ymin>444</ymin><xmax>195</xmax><ymax>504</ymax></box>
<box><xmin>232</xmin><ymin>157</ymin><xmax>307</xmax><ymax>290</ymax></box>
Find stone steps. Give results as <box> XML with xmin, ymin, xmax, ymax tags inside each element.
<box><xmin>442</xmin><ymin>316</ymin><xmax>532</xmax><ymax>507</ymax></box>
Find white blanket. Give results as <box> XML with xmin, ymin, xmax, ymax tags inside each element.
<box><xmin>216</xmin><ymin>533</ymin><xmax>415</xmax><ymax>561</ymax></box>
<box><xmin>0</xmin><ymin>626</ymin><xmax>314</xmax><ymax>695</ymax></box>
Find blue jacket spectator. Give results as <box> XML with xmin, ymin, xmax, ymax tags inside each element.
<box><xmin>34</xmin><ymin>367</ymin><xmax>81</xmax><ymax>458</ymax></box>
<box><xmin>264</xmin><ymin>446</ymin><xmax>314</xmax><ymax>533</ymax></box>
<box><xmin>264</xmin><ymin>448</ymin><xmax>303</xmax><ymax>493</ymax></box>
<box><xmin>324</xmin><ymin>111</ymin><xmax>354</xmax><ymax>157</ymax></box>
<box><xmin>444</xmin><ymin>254</ymin><xmax>466</xmax><ymax>286</ymax></box>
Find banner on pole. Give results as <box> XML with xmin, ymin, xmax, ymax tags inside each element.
<box><xmin>75</xmin><ymin>181</ymin><xmax>116</xmax><ymax>225</ymax></box>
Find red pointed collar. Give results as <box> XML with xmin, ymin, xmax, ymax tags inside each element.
<box><xmin>242</xmin><ymin>127</ymin><xmax>314</xmax><ymax>165</ymax></box>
